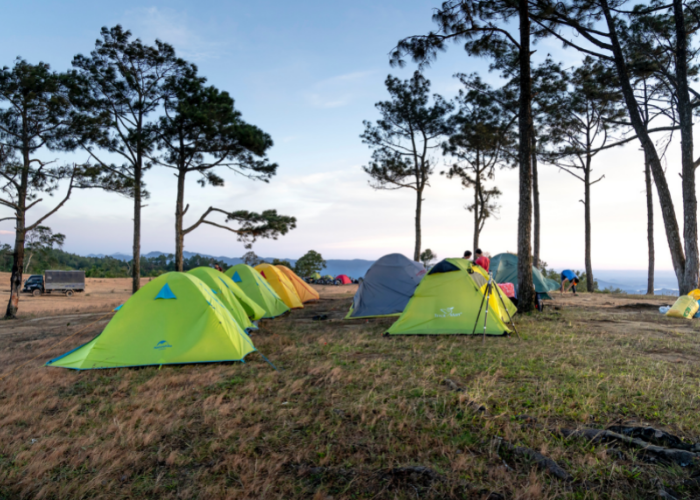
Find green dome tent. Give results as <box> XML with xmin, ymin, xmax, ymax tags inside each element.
<box><xmin>46</xmin><ymin>273</ymin><xmax>256</xmax><ymax>370</ymax></box>
<box><xmin>225</xmin><ymin>264</ymin><xmax>290</xmax><ymax>318</ymax></box>
<box><xmin>187</xmin><ymin>267</ymin><xmax>256</xmax><ymax>330</ymax></box>
<box><xmin>311</xmin><ymin>272</ymin><xmax>322</xmax><ymax>280</ymax></box>
<box><xmin>387</xmin><ymin>258</ymin><xmax>516</xmax><ymax>336</ymax></box>
<box><xmin>490</xmin><ymin>253</ymin><xmax>559</xmax><ymax>299</ymax></box>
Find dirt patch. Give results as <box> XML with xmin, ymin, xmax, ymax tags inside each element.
<box><xmin>551</xmin><ymin>292</ymin><xmax>670</xmax><ymax>310</ymax></box>
<box><xmin>645</xmin><ymin>350</ymin><xmax>700</xmax><ymax>364</ymax></box>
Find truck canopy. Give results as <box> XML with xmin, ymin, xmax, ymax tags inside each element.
<box><xmin>45</xmin><ymin>271</ymin><xmax>85</xmax><ymax>290</ymax></box>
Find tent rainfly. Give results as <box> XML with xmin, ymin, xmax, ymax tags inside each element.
<box><xmin>346</xmin><ymin>253</ymin><xmax>425</xmax><ymax>319</ymax></box>
<box><xmin>490</xmin><ymin>253</ymin><xmax>560</xmax><ymax>299</ymax></box>
<box><xmin>335</xmin><ymin>274</ymin><xmax>352</xmax><ymax>285</ymax></box>
<box><xmin>255</xmin><ymin>263</ymin><xmax>304</xmax><ymax>309</ymax></box>
<box><xmin>276</xmin><ymin>265</ymin><xmax>320</xmax><ymax>303</ymax></box>
<box><xmin>387</xmin><ymin>258</ymin><xmax>517</xmax><ymax>336</ymax></box>
<box><xmin>225</xmin><ymin>264</ymin><xmax>290</xmax><ymax>318</ymax></box>
<box><xmin>46</xmin><ymin>273</ymin><xmax>256</xmax><ymax>370</ymax></box>
<box><xmin>187</xmin><ymin>266</ymin><xmax>257</xmax><ymax>330</ymax></box>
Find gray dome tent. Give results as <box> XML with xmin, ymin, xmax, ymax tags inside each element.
<box><xmin>345</xmin><ymin>254</ymin><xmax>426</xmax><ymax>319</ymax></box>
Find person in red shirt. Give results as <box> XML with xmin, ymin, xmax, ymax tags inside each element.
<box><xmin>474</xmin><ymin>248</ymin><xmax>490</xmax><ymax>272</ymax></box>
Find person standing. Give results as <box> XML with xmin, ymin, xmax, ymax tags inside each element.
<box><xmin>560</xmin><ymin>269</ymin><xmax>579</xmax><ymax>295</ymax></box>
<box><xmin>474</xmin><ymin>249</ymin><xmax>490</xmax><ymax>272</ymax></box>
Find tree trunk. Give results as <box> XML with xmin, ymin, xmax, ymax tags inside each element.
<box><xmin>175</xmin><ymin>169</ymin><xmax>186</xmax><ymax>272</ymax></box>
<box><xmin>531</xmin><ymin>136</ymin><xmax>540</xmax><ymax>269</ymax></box>
<box><xmin>5</xmin><ymin>219</ymin><xmax>25</xmax><ymax>319</ymax></box>
<box><xmin>645</xmin><ymin>151</ymin><xmax>655</xmax><ymax>295</ymax></box>
<box><xmin>414</xmin><ymin>188</ymin><xmax>422</xmax><ymax>262</ymax></box>
<box><xmin>6</xmin><ymin>147</ymin><xmax>30</xmax><ymax>319</ymax></box>
<box><xmin>673</xmin><ymin>0</ymin><xmax>699</xmax><ymax>294</ymax></box>
<box><xmin>601</xmin><ymin>0</ymin><xmax>687</xmax><ymax>293</ymax></box>
<box><xmin>584</xmin><ymin>159</ymin><xmax>594</xmax><ymax>292</ymax></box>
<box><xmin>473</xmin><ymin>178</ymin><xmax>480</xmax><ymax>252</ymax></box>
<box><xmin>516</xmin><ymin>0</ymin><xmax>535</xmax><ymax>312</ymax></box>
<box><xmin>132</xmin><ymin>162</ymin><xmax>141</xmax><ymax>294</ymax></box>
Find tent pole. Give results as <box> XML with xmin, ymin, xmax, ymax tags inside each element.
<box><xmin>495</xmin><ymin>284</ymin><xmax>520</xmax><ymax>340</ymax></box>
<box><xmin>481</xmin><ymin>278</ymin><xmax>493</xmax><ymax>344</ymax></box>
<box><xmin>472</xmin><ymin>279</ymin><xmax>488</xmax><ymax>335</ymax></box>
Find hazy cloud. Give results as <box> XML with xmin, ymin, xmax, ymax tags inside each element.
<box><xmin>123</xmin><ymin>7</ymin><xmax>226</xmax><ymax>61</ymax></box>
<box><xmin>304</xmin><ymin>70</ymin><xmax>376</xmax><ymax>109</ymax></box>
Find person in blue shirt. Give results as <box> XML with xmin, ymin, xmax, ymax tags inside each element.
<box><xmin>560</xmin><ymin>270</ymin><xmax>579</xmax><ymax>295</ymax></box>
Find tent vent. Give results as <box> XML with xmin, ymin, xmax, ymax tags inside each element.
<box><xmin>232</xmin><ymin>271</ymin><xmax>242</xmax><ymax>283</ymax></box>
<box><xmin>471</xmin><ymin>273</ymin><xmax>487</xmax><ymax>288</ymax></box>
<box><xmin>154</xmin><ymin>283</ymin><xmax>177</xmax><ymax>300</ymax></box>
<box><xmin>428</xmin><ymin>260</ymin><xmax>461</xmax><ymax>275</ymax></box>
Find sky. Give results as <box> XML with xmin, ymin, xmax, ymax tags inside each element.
<box><xmin>0</xmin><ymin>0</ymin><xmax>691</xmax><ymax>270</ymax></box>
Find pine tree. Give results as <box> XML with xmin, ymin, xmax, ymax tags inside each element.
<box><xmin>71</xmin><ymin>25</ymin><xmax>188</xmax><ymax>294</ymax></box>
<box><xmin>154</xmin><ymin>65</ymin><xmax>295</xmax><ymax>271</ymax></box>
<box><xmin>361</xmin><ymin>72</ymin><xmax>452</xmax><ymax>262</ymax></box>
<box><xmin>391</xmin><ymin>0</ymin><xmax>538</xmax><ymax>310</ymax></box>
<box><xmin>0</xmin><ymin>60</ymin><xmax>89</xmax><ymax>317</ymax></box>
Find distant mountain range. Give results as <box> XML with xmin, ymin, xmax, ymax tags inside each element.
<box><xmin>82</xmin><ymin>252</ymin><xmax>680</xmax><ymax>295</ymax></box>
<box><xmin>87</xmin><ymin>251</ymin><xmax>375</xmax><ymax>278</ymax></box>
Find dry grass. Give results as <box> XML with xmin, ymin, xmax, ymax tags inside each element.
<box><xmin>0</xmin><ymin>285</ymin><xmax>699</xmax><ymax>499</ymax></box>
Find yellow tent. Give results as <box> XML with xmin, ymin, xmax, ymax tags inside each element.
<box><xmin>254</xmin><ymin>263</ymin><xmax>304</xmax><ymax>309</ymax></box>
<box><xmin>276</xmin><ymin>265</ymin><xmax>320</xmax><ymax>303</ymax></box>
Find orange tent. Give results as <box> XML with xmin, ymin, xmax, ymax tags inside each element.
<box><xmin>277</xmin><ymin>265</ymin><xmax>320</xmax><ymax>303</ymax></box>
<box><xmin>254</xmin><ymin>263</ymin><xmax>303</xmax><ymax>309</ymax></box>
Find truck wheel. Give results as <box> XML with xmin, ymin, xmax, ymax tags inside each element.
<box><xmin>32</xmin><ymin>289</ymin><xmax>40</xmax><ymax>297</ymax></box>
<box><xmin>65</xmin><ymin>290</ymin><xmax>74</xmax><ymax>297</ymax></box>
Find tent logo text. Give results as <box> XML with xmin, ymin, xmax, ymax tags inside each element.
<box><xmin>154</xmin><ymin>340</ymin><xmax>173</xmax><ymax>350</ymax></box>
<box><xmin>435</xmin><ymin>307</ymin><xmax>462</xmax><ymax>318</ymax></box>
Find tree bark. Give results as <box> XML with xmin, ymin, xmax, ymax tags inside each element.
<box><xmin>5</xmin><ymin>148</ymin><xmax>29</xmax><ymax>318</ymax></box>
<box><xmin>175</xmin><ymin>169</ymin><xmax>186</xmax><ymax>272</ymax></box>
<box><xmin>6</xmin><ymin>218</ymin><xmax>25</xmax><ymax>319</ymax></box>
<box><xmin>673</xmin><ymin>0</ymin><xmax>699</xmax><ymax>294</ymax></box>
<box><xmin>473</xmin><ymin>175</ymin><xmax>480</xmax><ymax>251</ymax></box>
<box><xmin>132</xmin><ymin>162</ymin><xmax>141</xmax><ymax>294</ymax></box>
<box><xmin>531</xmin><ymin>136</ymin><xmax>540</xmax><ymax>269</ymax></box>
<box><xmin>517</xmin><ymin>0</ymin><xmax>535</xmax><ymax>312</ymax></box>
<box><xmin>600</xmin><ymin>0</ymin><xmax>687</xmax><ymax>292</ymax></box>
<box><xmin>645</xmin><ymin>151</ymin><xmax>655</xmax><ymax>295</ymax></box>
<box><xmin>414</xmin><ymin>188</ymin><xmax>422</xmax><ymax>262</ymax></box>
<box><xmin>584</xmin><ymin>157</ymin><xmax>594</xmax><ymax>292</ymax></box>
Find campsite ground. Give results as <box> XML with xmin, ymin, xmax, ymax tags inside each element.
<box><xmin>1</xmin><ymin>281</ymin><xmax>700</xmax><ymax>499</ymax></box>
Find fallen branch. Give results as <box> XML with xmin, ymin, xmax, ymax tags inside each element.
<box><xmin>495</xmin><ymin>438</ymin><xmax>573</xmax><ymax>482</ymax></box>
<box><xmin>559</xmin><ymin>428</ymin><xmax>699</xmax><ymax>467</ymax></box>
<box><xmin>607</xmin><ymin>425</ymin><xmax>698</xmax><ymax>452</ymax></box>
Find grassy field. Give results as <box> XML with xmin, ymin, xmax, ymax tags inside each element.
<box><xmin>1</xmin><ymin>286</ymin><xmax>700</xmax><ymax>499</ymax></box>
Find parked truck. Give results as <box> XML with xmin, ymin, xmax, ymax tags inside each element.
<box><xmin>22</xmin><ymin>270</ymin><xmax>85</xmax><ymax>297</ymax></box>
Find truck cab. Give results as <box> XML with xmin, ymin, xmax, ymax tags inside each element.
<box><xmin>23</xmin><ymin>275</ymin><xmax>44</xmax><ymax>296</ymax></box>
